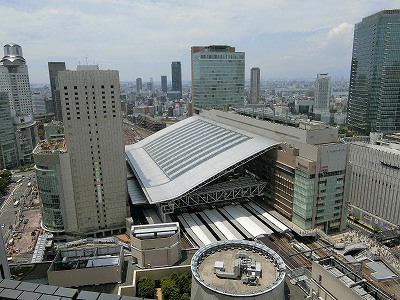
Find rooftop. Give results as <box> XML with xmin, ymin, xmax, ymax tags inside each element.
<box><xmin>125</xmin><ymin>115</ymin><xmax>280</xmax><ymax>204</ymax></box>
<box><xmin>191</xmin><ymin>240</ymin><xmax>285</xmax><ymax>297</ymax></box>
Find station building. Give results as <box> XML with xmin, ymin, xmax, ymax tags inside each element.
<box><xmin>125</xmin><ymin>110</ymin><xmax>348</xmax><ymax>236</ymax></box>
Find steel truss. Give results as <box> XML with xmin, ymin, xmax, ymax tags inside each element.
<box><xmin>160</xmin><ymin>177</ymin><xmax>266</xmax><ymax>214</ymax></box>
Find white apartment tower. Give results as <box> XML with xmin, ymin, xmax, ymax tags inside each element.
<box><xmin>314</xmin><ymin>73</ymin><xmax>332</xmax><ymax>109</ymax></box>
<box><xmin>250</xmin><ymin>67</ymin><xmax>260</xmax><ymax>104</ymax></box>
<box><xmin>59</xmin><ymin>67</ymin><xmax>128</xmax><ymax>235</ymax></box>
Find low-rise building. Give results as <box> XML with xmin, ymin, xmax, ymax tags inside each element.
<box><xmin>131</xmin><ymin>222</ymin><xmax>181</xmax><ymax>268</ymax></box>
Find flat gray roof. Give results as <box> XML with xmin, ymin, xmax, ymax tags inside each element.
<box><xmin>125</xmin><ymin>116</ymin><xmax>280</xmax><ymax>204</ymax></box>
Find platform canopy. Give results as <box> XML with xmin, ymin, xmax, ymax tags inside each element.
<box><xmin>125</xmin><ymin>115</ymin><xmax>280</xmax><ymax>204</ymax></box>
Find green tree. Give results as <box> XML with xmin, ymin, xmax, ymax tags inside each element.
<box><xmin>137</xmin><ymin>276</ymin><xmax>155</xmax><ymax>299</ymax></box>
<box><xmin>180</xmin><ymin>293</ymin><xmax>190</xmax><ymax>300</ymax></box>
<box><xmin>178</xmin><ymin>271</ymin><xmax>192</xmax><ymax>294</ymax></box>
<box><xmin>161</xmin><ymin>277</ymin><xmax>180</xmax><ymax>300</ymax></box>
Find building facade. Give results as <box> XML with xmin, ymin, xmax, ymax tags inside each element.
<box><xmin>0</xmin><ymin>44</ymin><xmax>38</xmax><ymax>166</ymax></box>
<box><xmin>33</xmin><ymin>138</ymin><xmax>73</xmax><ymax>233</ymax></box>
<box><xmin>250</xmin><ymin>67</ymin><xmax>260</xmax><ymax>104</ymax></box>
<box><xmin>48</xmin><ymin>62</ymin><xmax>66</xmax><ymax>121</ymax></box>
<box><xmin>344</xmin><ymin>133</ymin><xmax>400</xmax><ymax>230</ymax></box>
<box><xmin>191</xmin><ymin>45</ymin><xmax>245</xmax><ymax>109</ymax></box>
<box><xmin>161</xmin><ymin>75</ymin><xmax>167</xmax><ymax>93</ymax></box>
<box><xmin>347</xmin><ymin>10</ymin><xmax>400</xmax><ymax>134</ymax></box>
<box><xmin>171</xmin><ymin>61</ymin><xmax>182</xmax><ymax>94</ymax></box>
<box><xmin>314</xmin><ymin>73</ymin><xmax>331</xmax><ymax>109</ymax></box>
<box><xmin>58</xmin><ymin>67</ymin><xmax>128</xmax><ymax>235</ymax></box>
<box><xmin>0</xmin><ymin>92</ymin><xmax>17</xmax><ymax>169</ymax></box>
<box><xmin>202</xmin><ymin>110</ymin><xmax>347</xmax><ymax>234</ymax></box>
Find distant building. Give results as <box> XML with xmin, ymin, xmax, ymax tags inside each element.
<box><xmin>347</xmin><ymin>10</ymin><xmax>400</xmax><ymax>134</ymax></box>
<box><xmin>136</xmin><ymin>77</ymin><xmax>142</xmax><ymax>93</ymax></box>
<box><xmin>314</xmin><ymin>73</ymin><xmax>331</xmax><ymax>109</ymax></box>
<box><xmin>191</xmin><ymin>45</ymin><xmax>245</xmax><ymax>109</ymax></box>
<box><xmin>0</xmin><ymin>44</ymin><xmax>38</xmax><ymax>166</ymax></box>
<box><xmin>0</xmin><ymin>44</ymin><xmax>33</xmax><ymax>116</ymax></box>
<box><xmin>48</xmin><ymin>62</ymin><xmax>66</xmax><ymax>121</ymax></box>
<box><xmin>250</xmin><ymin>67</ymin><xmax>260</xmax><ymax>104</ymax></box>
<box><xmin>58</xmin><ymin>66</ymin><xmax>128</xmax><ymax>235</ymax></box>
<box><xmin>171</xmin><ymin>61</ymin><xmax>182</xmax><ymax>96</ymax></box>
<box><xmin>161</xmin><ymin>75</ymin><xmax>167</xmax><ymax>93</ymax></box>
<box><xmin>31</xmin><ymin>92</ymin><xmax>47</xmax><ymax>116</ymax></box>
<box><xmin>0</xmin><ymin>92</ymin><xmax>17</xmax><ymax>169</ymax></box>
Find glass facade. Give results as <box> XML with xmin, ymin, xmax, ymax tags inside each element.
<box><xmin>36</xmin><ymin>165</ymin><xmax>64</xmax><ymax>231</ymax></box>
<box><xmin>0</xmin><ymin>92</ymin><xmax>17</xmax><ymax>169</ymax></box>
<box><xmin>171</xmin><ymin>61</ymin><xmax>182</xmax><ymax>93</ymax></box>
<box><xmin>192</xmin><ymin>45</ymin><xmax>245</xmax><ymax>109</ymax></box>
<box><xmin>315</xmin><ymin>172</ymin><xmax>344</xmax><ymax>232</ymax></box>
<box><xmin>292</xmin><ymin>170</ymin><xmax>314</xmax><ymax>230</ymax></box>
<box><xmin>348</xmin><ymin>10</ymin><xmax>400</xmax><ymax>134</ymax></box>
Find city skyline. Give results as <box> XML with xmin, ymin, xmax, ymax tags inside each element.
<box><xmin>1</xmin><ymin>1</ymin><xmax>398</xmax><ymax>84</ymax></box>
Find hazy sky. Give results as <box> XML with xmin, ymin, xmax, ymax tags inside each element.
<box><xmin>1</xmin><ymin>1</ymin><xmax>398</xmax><ymax>83</ymax></box>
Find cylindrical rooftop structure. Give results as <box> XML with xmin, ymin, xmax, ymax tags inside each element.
<box><xmin>191</xmin><ymin>240</ymin><xmax>286</xmax><ymax>300</ymax></box>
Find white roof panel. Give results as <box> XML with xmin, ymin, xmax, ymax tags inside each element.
<box><xmin>125</xmin><ymin>115</ymin><xmax>280</xmax><ymax>204</ymax></box>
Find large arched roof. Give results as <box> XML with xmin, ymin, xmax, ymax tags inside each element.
<box><xmin>125</xmin><ymin>115</ymin><xmax>280</xmax><ymax>204</ymax></box>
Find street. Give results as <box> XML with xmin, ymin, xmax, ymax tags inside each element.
<box><xmin>0</xmin><ymin>170</ymin><xmax>35</xmax><ymax>244</ymax></box>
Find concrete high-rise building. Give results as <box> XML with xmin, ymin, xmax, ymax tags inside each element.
<box><xmin>136</xmin><ymin>77</ymin><xmax>142</xmax><ymax>93</ymax></box>
<box><xmin>161</xmin><ymin>75</ymin><xmax>167</xmax><ymax>93</ymax></box>
<box><xmin>347</xmin><ymin>10</ymin><xmax>400</xmax><ymax>134</ymax></box>
<box><xmin>191</xmin><ymin>45</ymin><xmax>245</xmax><ymax>109</ymax></box>
<box><xmin>171</xmin><ymin>61</ymin><xmax>182</xmax><ymax>94</ymax></box>
<box><xmin>250</xmin><ymin>67</ymin><xmax>260</xmax><ymax>104</ymax></box>
<box><xmin>0</xmin><ymin>43</ymin><xmax>38</xmax><ymax>166</ymax></box>
<box><xmin>48</xmin><ymin>62</ymin><xmax>66</xmax><ymax>121</ymax></box>
<box><xmin>58</xmin><ymin>67</ymin><xmax>128</xmax><ymax>235</ymax></box>
<box><xmin>314</xmin><ymin>73</ymin><xmax>331</xmax><ymax>109</ymax></box>
<box><xmin>0</xmin><ymin>92</ymin><xmax>17</xmax><ymax>169</ymax></box>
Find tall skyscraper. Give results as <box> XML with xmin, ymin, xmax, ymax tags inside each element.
<box><xmin>191</xmin><ymin>45</ymin><xmax>245</xmax><ymax>109</ymax></box>
<box><xmin>0</xmin><ymin>92</ymin><xmax>17</xmax><ymax>169</ymax></box>
<box><xmin>0</xmin><ymin>44</ymin><xmax>32</xmax><ymax>116</ymax></box>
<box><xmin>136</xmin><ymin>77</ymin><xmax>142</xmax><ymax>93</ymax></box>
<box><xmin>347</xmin><ymin>9</ymin><xmax>400</xmax><ymax>134</ymax></box>
<box><xmin>58</xmin><ymin>66</ymin><xmax>128</xmax><ymax>234</ymax></box>
<box><xmin>161</xmin><ymin>75</ymin><xmax>167</xmax><ymax>93</ymax></box>
<box><xmin>171</xmin><ymin>61</ymin><xmax>182</xmax><ymax>94</ymax></box>
<box><xmin>0</xmin><ymin>44</ymin><xmax>37</xmax><ymax>166</ymax></box>
<box><xmin>314</xmin><ymin>73</ymin><xmax>331</xmax><ymax>109</ymax></box>
<box><xmin>250</xmin><ymin>67</ymin><xmax>260</xmax><ymax>104</ymax></box>
<box><xmin>48</xmin><ymin>62</ymin><xmax>66</xmax><ymax>121</ymax></box>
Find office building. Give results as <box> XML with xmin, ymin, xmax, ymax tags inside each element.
<box><xmin>314</xmin><ymin>73</ymin><xmax>331</xmax><ymax>109</ymax></box>
<box><xmin>48</xmin><ymin>62</ymin><xmax>66</xmax><ymax>121</ymax></box>
<box><xmin>347</xmin><ymin>10</ymin><xmax>400</xmax><ymax>134</ymax></box>
<box><xmin>161</xmin><ymin>75</ymin><xmax>167</xmax><ymax>93</ymax></box>
<box><xmin>58</xmin><ymin>66</ymin><xmax>128</xmax><ymax>235</ymax></box>
<box><xmin>136</xmin><ymin>77</ymin><xmax>142</xmax><ymax>93</ymax></box>
<box><xmin>0</xmin><ymin>44</ymin><xmax>38</xmax><ymax>166</ymax></box>
<box><xmin>191</xmin><ymin>45</ymin><xmax>245</xmax><ymax>109</ymax></box>
<box><xmin>0</xmin><ymin>44</ymin><xmax>32</xmax><ymax>116</ymax></box>
<box><xmin>171</xmin><ymin>61</ymin><xmax>182</xmax><ymax>94</ymax></box>
<box><xmin>0</xmin><ymin>92</ymin><xmax>17</xmax><ymax>169</ymax></box>
<box><xmin>344</xmin><ymin>133</ymin><xmax>400</xmax><ymax>230</ymax></box>
<box><xmin>250</xmin><ymin>67</ymin><xmax>260</xmax><ymax>104</ymax></box>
